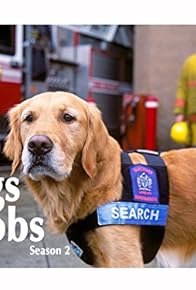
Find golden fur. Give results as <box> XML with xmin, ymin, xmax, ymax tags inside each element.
<box><xmin>3</xmin><ymin>92</ymin><xmax>196</xmax><ymax>267</ymax></box>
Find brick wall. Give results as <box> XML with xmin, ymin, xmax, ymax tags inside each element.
<box><xmin>134</xmin><ymin>25</ymin><xmax>196</xmax><ymax>150</ymax></box>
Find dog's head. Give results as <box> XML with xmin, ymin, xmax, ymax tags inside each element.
<box><xmin>4</xmin><ymin>92</ymin><xmax>109</xmax><ymax>181</ymax></box>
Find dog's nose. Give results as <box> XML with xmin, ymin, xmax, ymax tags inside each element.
<box><xmin>28</xmin><ymin>135</ymin><xmax>53</xmax><ymax>156</ymax></box>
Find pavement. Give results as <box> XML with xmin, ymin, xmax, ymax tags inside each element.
<box><xmin>0</xmin><ymin>166</ymin><xmax>88</xmax><ymax>268</ymax></box>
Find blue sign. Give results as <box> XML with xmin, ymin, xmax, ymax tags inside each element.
<box><xmin>129</xmin><ymin>164</ymin><xmax>160</xmax><ymax>204</ymax></box>
<box><xmin>97</xmin><ymin>201</ymin><xmax>169</xmax><ymax>226</ymax></box>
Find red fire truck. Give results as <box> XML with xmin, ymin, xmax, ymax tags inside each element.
<box><xmin>0</xmin><ymin>25</ymin><xmax>158</xmax><ymax>160</ymax></box>
<box><xmin>0</xmin><ymin>25</ymin><xmax>133</xmax><ymax>155</ymax></box>
<box><xmin>0</xmin><ymin>25</ymin><xmax>23</xmax><ymax>152</ymax></box>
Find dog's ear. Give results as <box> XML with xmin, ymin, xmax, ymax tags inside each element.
<box><xmin>3</xmin><ymin>105</ymin><xmax>22</xmax><ymax>175</ymax></box>
<box><xmin>82</xmin><ymin>104</ymin><xmax>109</xmax><ymax>178</ymax></box>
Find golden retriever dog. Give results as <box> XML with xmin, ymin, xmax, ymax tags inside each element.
<box><xmin>3</xmin><ymin>91</ymin><xmax>196</xmax><ymax>267</ymax></box>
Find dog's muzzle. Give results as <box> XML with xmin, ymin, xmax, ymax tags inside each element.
<box><xmin>26</xmin><ymin>135</ymin><xmax>54</xmax><ymax>176</ymax></box>
<box><xmin>23</xmin><ymin>134</ymin><xmax>71</xmax><ymax>181</ymax></box>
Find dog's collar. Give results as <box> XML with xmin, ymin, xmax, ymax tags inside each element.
<box><xmin>67</xmin><ymin>150</ymin><xmax>170</xmax><ymax>265</ymax></box>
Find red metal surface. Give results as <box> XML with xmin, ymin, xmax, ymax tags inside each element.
<box><xmin>0</xmin><ymin>81</ymin><xmax>22</xmax><ymax>114</ymax></box>
<box><xmin>88</xmin><ymin>47</ymin><xmax>93</xmax><ymax>79</ymax></box>
<box><xmin>86</xmin><ymin>91</ymin><xmax>96</xmax><ymax>104</ymax></box>
<box><xmin>121</xmin><ymin>94</ymin><xmax>159</xmax><ymax>151</ymax></box>
<box><xmin>73</xmin><ymin>31</ymin><xmax>80</xmax><ymax>47</ymax></box>
<box><xmin>144</xmin><ymin>95</ymin><xmax>159</xmax><ymax>150</ymax></box>
<box><xmin>121</xmin><ymin>94</ymin><xmax>146</xmax><ymax>150</ymax></box>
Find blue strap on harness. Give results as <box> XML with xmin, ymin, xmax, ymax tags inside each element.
<box><xmin>67</xmin><ymin>150</ymin><xmax>169</xmax><ymax>265</ymax></box>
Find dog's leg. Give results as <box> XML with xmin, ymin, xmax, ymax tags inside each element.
<box><xmin>86</xmin><ymin>225</ymin><xmax>143</xmax><ymax>267</ymax></box>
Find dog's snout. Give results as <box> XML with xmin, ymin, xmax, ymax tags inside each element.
<box><xmin>28</xmin><ymin>135</ymin><xmax>53</xmax><ymax>156</ymax></box>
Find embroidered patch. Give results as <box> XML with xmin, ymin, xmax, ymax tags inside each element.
<box><xmin>97</xmin><ymin>201</ymin><xmax>169</xmax><ymax>226</ymax></box>
<box><xmin>129</xmin><ymin>164</ymin><xmax>160</xmax><ymax>204</ymax></box>
<box><xmin>70</xmin><ymin>240</ymin><xmax>83</xmax><ymax>258</ymax></box>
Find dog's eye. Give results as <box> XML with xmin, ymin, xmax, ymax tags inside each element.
<box><xmin>63</xmin><ymin>113</ymin><xmax>75</xmax><ymax>123</ymax></box>
<box><xmin>24</xmin><ymin>114</ymin><xmax>33</xmax><ymax>122</ymax></box>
